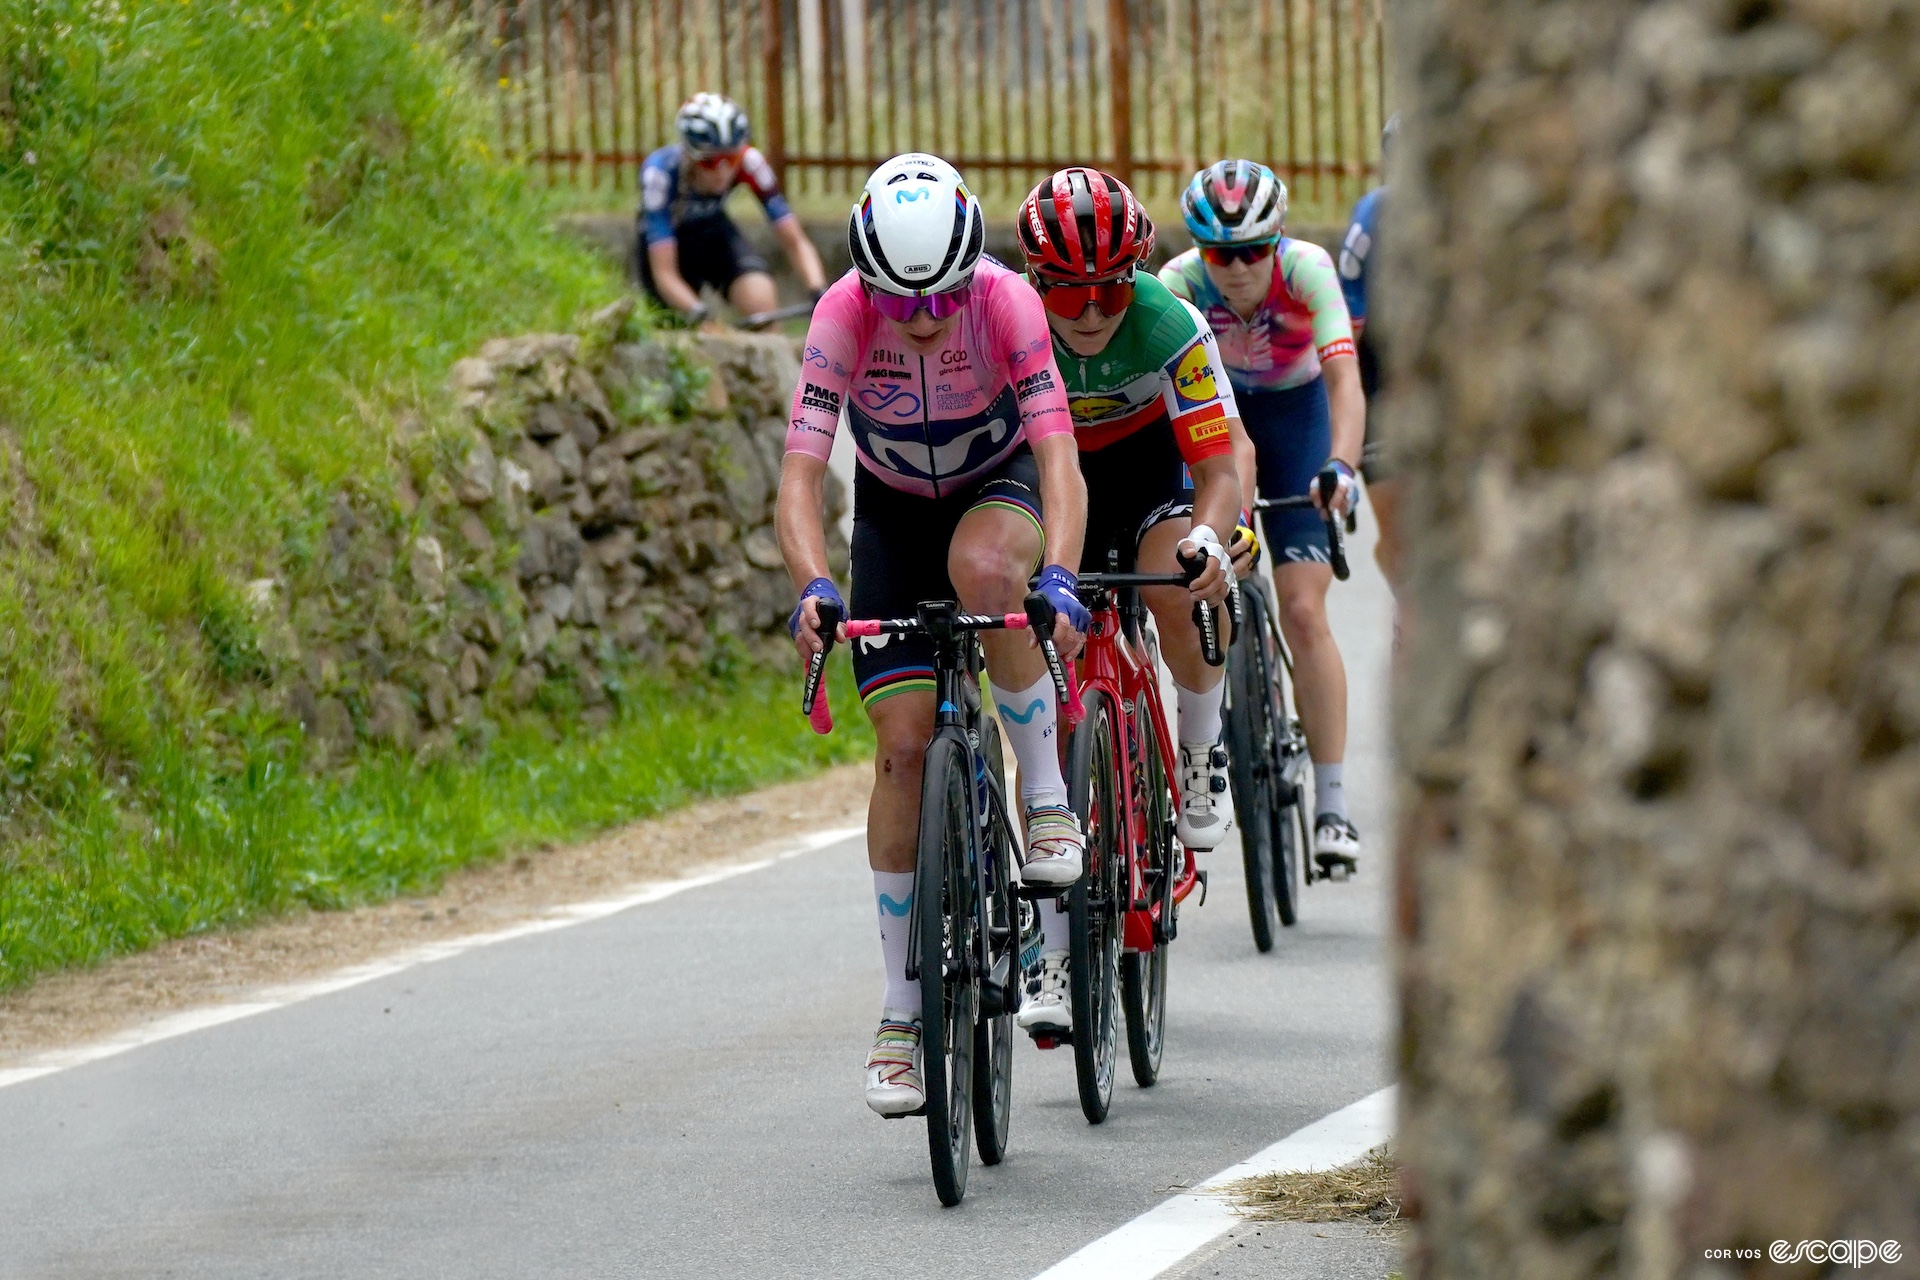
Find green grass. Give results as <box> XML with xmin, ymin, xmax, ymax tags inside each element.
<box><xmin>0</xmin><ymin>0</ymin><xmax>865</xmax><ymax>992</ymax></box>
<box><xmin>1</xmin><ymin>660</ymin><xmax>872</xmax><ymax>991</ymax></box>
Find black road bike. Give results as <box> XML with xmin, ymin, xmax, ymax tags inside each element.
<box><xmin>801</xmin><ymin>597</ymin><xmax>1052</xmax><ymax>1207</ymax></box>
<box><xmin>1222</xmin><ymin>474</ymin><xmax>1352</xmax><ymax>952</ymax></box>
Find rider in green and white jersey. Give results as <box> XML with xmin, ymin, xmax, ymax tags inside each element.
<box><xmin>1011</xmin><ymin>168</ymin><xmax>1256</xmax><ymax>1034</ymax></box>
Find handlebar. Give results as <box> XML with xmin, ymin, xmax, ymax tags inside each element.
<box><xmin>1252</xmin><ymin>480</ymin><xmax>1351</xmax><ymax>582</ymax></box>
<box><xmin>844</xmin><ymin>612</ymin><xmax>1030</xmax><ymax>636</ymax></box>
<box><xmin>1174</xmin><ymin>549</ymin><xmax>1226</xmax><ymax>668</ymax></box>
<box><xmin>800</xmin><ymin>599</ymin><xmax>842</xmax><ymax>734</ymax></box>
<box><xmin>798</xmin><ymin>600</ymin><xmax>1082</xmax><ymax>734</ymax></box>
<box><xmin>1022</xmin><ymin>592</ymin><xmax>1084</xmax><ymax>725</ymax></box>
<box><xmin>738</xmin><ymin>300</ymin><xmax>818</xmax><ymax>332</ymax></box>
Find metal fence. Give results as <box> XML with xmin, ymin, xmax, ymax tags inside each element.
<box><xmin>448</xmin><ymin>0</ymin><xmax>1387</xmax><ymax>215</ymax></box>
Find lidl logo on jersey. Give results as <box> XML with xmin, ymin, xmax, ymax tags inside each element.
<box><xmin>1069</xmin><ymin>394</ymin><xmax>1130</xmax><ymax>421</ymax></box>
<box><xmin>1172</xmin><ymin>343</ymin><xmax>1218</xmax><ymax>410</ymax></box>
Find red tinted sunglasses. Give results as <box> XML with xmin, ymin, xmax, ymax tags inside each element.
<box><xmin>692</xmin><ymin>147</ymin><xmax>746</xmax><ymax>169</ymax></box>
<box><xmin>1033</xmin><ymin>273</ymin><xmax>1136</xmax><ymax>320</ymax></box>
<box><xmin>1199</xmin><ymin>240</ymin><xmax>1278</xmax><ymax>267</ymax></box>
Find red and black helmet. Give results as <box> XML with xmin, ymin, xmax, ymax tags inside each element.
<box><xmin>1016</xmin><ymin>167</ymin><xmax>1155</xmax><ymax>283</ymax></box>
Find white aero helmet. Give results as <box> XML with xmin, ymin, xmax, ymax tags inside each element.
<box><xmin>847</xmin><ymin>153</ymin><xmax>985</xmax><ymax>296</ymax></box>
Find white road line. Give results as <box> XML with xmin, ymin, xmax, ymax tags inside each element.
<box><xmin>1031</xmin><ymin>1086</ymin><xmax>1397</xmax><ymax>1280</ymax></box>
<box><xmin>0</xmin><ymin>825</ymin><xmax>865</xmax><ymax>1091</ymax></box>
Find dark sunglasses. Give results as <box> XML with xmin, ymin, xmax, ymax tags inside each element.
<box><xmin>1200</xmin><ymin>240</ymin><xmax>1278</xmax><ymax>267</ymax></box>
<box><xmin>1033</xmin><ymin>272</ymin><xmax>1136</xmax><ymax>320</ymax></box>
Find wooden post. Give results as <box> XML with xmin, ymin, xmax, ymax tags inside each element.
<box><xmin>764</xmin><ymin>0</ymin><xmax>788</xmax><ymax>186</ymax></box>
<box><xmin>1107</xmin><ymin>0</ymin><xmax>1133</xmax><ymax>186</ymax></box>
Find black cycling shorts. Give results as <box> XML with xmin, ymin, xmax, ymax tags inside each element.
<box><xmin>635</xmin><ymin>214</ymin><xmax>770</xmax><ymax>303</ymax></box>
<box><xmin>849</xmin><ymin>447</ymin><xmax>1043</xmax><ymax>709</ymax></box>
<box><xmin>1077</xmin><ymin>423</ymin><xmax>1194</xmax><ymax>576</ymax></box>
<box><xmin>1357</xmin><ymin>331</ymin><xmax>1392</xmax><ymax>483</ymax></box>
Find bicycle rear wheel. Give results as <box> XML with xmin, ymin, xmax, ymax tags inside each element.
<box><xmin>916</xmin><ymin>736</ymin><xmax>978</xmax><ymax>1206</ymax></box>
<box><xmin>972</xmin><ymin>716</ymin><xmax>1015</xmax><ymax>1167</ymax></box>
<box><xmin>1066</xmin><ymin>689</ymin><xmax>1121</xmax><ymax>1125</ymax></box>
<box><xmin>1121</xmin><ymin>701</ymin><xmax>1175</xmax><ymax>1087</ymax></box>
<box><xmin>1226</xmin><ymin>588</ymin><xmax>1280</xmax><ymax>952</ymax></box>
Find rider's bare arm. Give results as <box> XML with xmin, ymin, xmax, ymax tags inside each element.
<box><xmin>1028</xmin><ymin>431</ymin><xmax>1088</xmax><ymax>660</ymax></box>
<box><xmin>770</xmin><ymin>215</ymin><xmax>827</xmax><ymax>294</ymax></box>
<box><xmin>645</xmin><ymin>239</ymin><xmax>705</xmax><ymax>316</ymax></box>
<box><xmin>1321</xmin><ymin>353</ymin><xmax>1365</xmax><ymax>514</ymax></box>
<box><xmin>1178</xmin><ymin>451</ymin><xmax>1241</xmax><ymax>605</ymax></box>
<box><xmin>774</xmin><ymin>452</ymin><xmax>841</xmax><ymax>657</ymax></box>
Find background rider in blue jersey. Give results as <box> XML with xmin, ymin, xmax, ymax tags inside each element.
<box><xmin>1338</xmin><ymin>115</ymin><xmax>1399</xmax><ymax>584</ymax></box>
<box><xmin>636</xmin><ymin>93</ymin><xmax>827</xmax><ymax>327</ymax></box>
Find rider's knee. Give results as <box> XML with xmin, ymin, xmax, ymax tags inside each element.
<box><xmin>949</xmin><ymin>545</ymin><xmax>1028</xmax><ymax>609</ymax></box>
<box><xmin>871</xmin><ymin>711</ymin><xmax>931</xmax><ymax>775</ymax></box>
<box><xmin>1277</xmin><ymin>586</ymin><xmax>1330</xmax><ymax>640</ymax></box>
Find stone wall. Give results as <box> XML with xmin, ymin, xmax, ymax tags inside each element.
<box><xmin>1386</xmin><ymin>0</ymin><xmax>1919</xmax><ymax>1275</ymax></box>
<box><xmin>272</xmin><ymin>299</ymin><xmax>840</xmax><ymax>762</ymax></box>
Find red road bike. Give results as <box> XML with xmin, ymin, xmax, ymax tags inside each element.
<box><xmin>1028</xmin><ymin>556</ymin><xmax>1221</xmax><ymax>1123</ymax></box>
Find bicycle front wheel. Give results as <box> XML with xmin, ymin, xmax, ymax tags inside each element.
<box><xmin>1066</xmin><ymin>689</ymin><xmax>1121</xmax><ymax>1125</ymax></box>
<box><xmin>1226</xmin><ymin>587</ymin><xmax>1280</xmax><ymax>952</ymax></box>
<box><xmin>916</xmin><ymin>736</ymin><xmax>978</xmax><ymax>1206</ymax></box>
<box><xmin>1121</xmin><ymin>698</ymin><xmax>1175</xmax><ymax>1087</ymax></box>
<box><xmin>971</xmin><ymin>715</ymin><xmax>1015</xmax><ymax>1167</ymax></box>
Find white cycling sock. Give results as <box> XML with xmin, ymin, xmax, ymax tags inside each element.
<box><xmin>1314</xmin><ymin>761</ymin><xmax>1348</xmax><ymax>823</ymax></box>
<box><xmin>990</xmin><ymin>672</ymin><xmax>1069</xmax><ymax>809</ymax></box>
<box><xmin>1041</xmin><ymin>897</ymin><xmax>1071</xmax><ymax>955</ymax></box>
<box><xmin>1175</xmin><ymin>676</ymin><xmax>1226</xmax><ymax>748</ymax></box>
<box><xmin>873</xmin><ymin>870</ymin><xmax>921</xmax><ymax>1016</ymax></box>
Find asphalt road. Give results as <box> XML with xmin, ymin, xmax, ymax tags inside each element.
<box><xmin>0</xmin><ymin>521</ymin><xmax>1397</xmax><ymax>1280</ymax></box>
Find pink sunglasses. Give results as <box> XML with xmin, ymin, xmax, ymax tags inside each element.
<box><xmin>866</xmin><ymin>279</ymin><xmax>973</xmax><ymax>323</ymax></box>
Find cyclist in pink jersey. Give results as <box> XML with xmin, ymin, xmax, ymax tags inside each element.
<box><xmin>1161</xmin><ymin>159</ymin><xmax>1367</xmax><ymax>879</ymax></box>
<box><xmin>787</xmin><ymin>256</ymin><xmax>1072</xmax><ymax>498</ymax></box>
<box><xmin>776</xmin><ymin>154</ymin><xmax>1090</xmax><ymax>1120</ymax></box>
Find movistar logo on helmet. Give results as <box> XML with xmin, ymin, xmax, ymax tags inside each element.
<box><xmin>894</xmin><ymin>187</ymin><xmax>930</xmax><ymax>203</ymax></box>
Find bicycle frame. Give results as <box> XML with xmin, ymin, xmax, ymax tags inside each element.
<box><xmin>804</xmin><ymin>600</ymin><xmax>1039</xmax><ymax>1010</ymax></box>
<box><xmin>1071</xmin><ymin>583</ymin><xmax>1200</xmax><ymax>956</ymax></box>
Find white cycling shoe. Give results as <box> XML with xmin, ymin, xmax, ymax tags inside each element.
<box><xmin>1019</xmin><ymin>804</ymin><xmax>1085</xmax><ymax>887</ymax></box>
<box><xmin>1314</xmin><ymin>814</ymin><xmax>1361</xmax><ymax>875</ymax></box>
<box><xmin>1016</xmin><ymin>951</ymin><xmax>1072</xmax><ymax>1034</ymax></box>
<box><xmin>1176</xmin><ymin>741</ymin><xmax>1232</xmax><ymax>851</ymax></box>
<box><xmin>864</xmin><ymin>1011</ymin><xmax>924</xmax><ymax>1117</ymax></box>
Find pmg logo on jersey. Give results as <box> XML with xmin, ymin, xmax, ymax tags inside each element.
<box><xmin>1015</xmin><ymin>368</ymin><xmax>1056</xmax><ymax>399</ymax></box>
<box><xmin>800</xmin><ymin>382</ymin><xmax>841</xmax><ymax>414</ymax></box>
<box><xmin>1171</xmin><ymin>342</ymin><xmax>1218</xmax><ymax>410</ymax></box>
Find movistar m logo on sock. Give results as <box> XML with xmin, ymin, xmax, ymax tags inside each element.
<box><xmin>998</xmin><ymin>698</ymin><xmax>1046</xmax><ymax>725</ymax></box>
<box><xmin>877</xmin><ymin>893</ymin><xmax>913</xmax><ymax>917</ymax></box>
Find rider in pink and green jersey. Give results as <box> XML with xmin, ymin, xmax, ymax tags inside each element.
<box><xmin>1160</xmin><ymin>159</ymin><xmax>1367</xmax><ymax>878</ymax></box>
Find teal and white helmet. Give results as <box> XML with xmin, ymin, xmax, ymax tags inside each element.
<box><xmin>1180</xmin><ymin>159</ymin><xmax>1288</xmax><ymax>246</ymax></box>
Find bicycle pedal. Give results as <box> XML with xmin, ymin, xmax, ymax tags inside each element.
<box><xmin>1016</xmin><ymin>881</ymin><xmax>1073</xmax><ymax>902</ymax></box>
<box><xmin>882</xmin><ymin>1103</ymin><xmax>930</xmax><ymax>1120</ymax></box>
<box><xmin>1030</xmin><ymin>1031</ymin><xmax>1071</xmax><ymax>1050</ymax></box>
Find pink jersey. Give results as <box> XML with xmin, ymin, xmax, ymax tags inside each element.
<box><xmin>785</xmin><ymin>260</ymin><xmax>1074</xmax><ymax>499</ymax></box>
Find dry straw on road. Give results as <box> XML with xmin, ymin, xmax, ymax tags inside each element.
<box><xmin>1218</xmin><ymin>1146</ymin><xmax>1403</xmax><ymax>1225</ymax></box>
